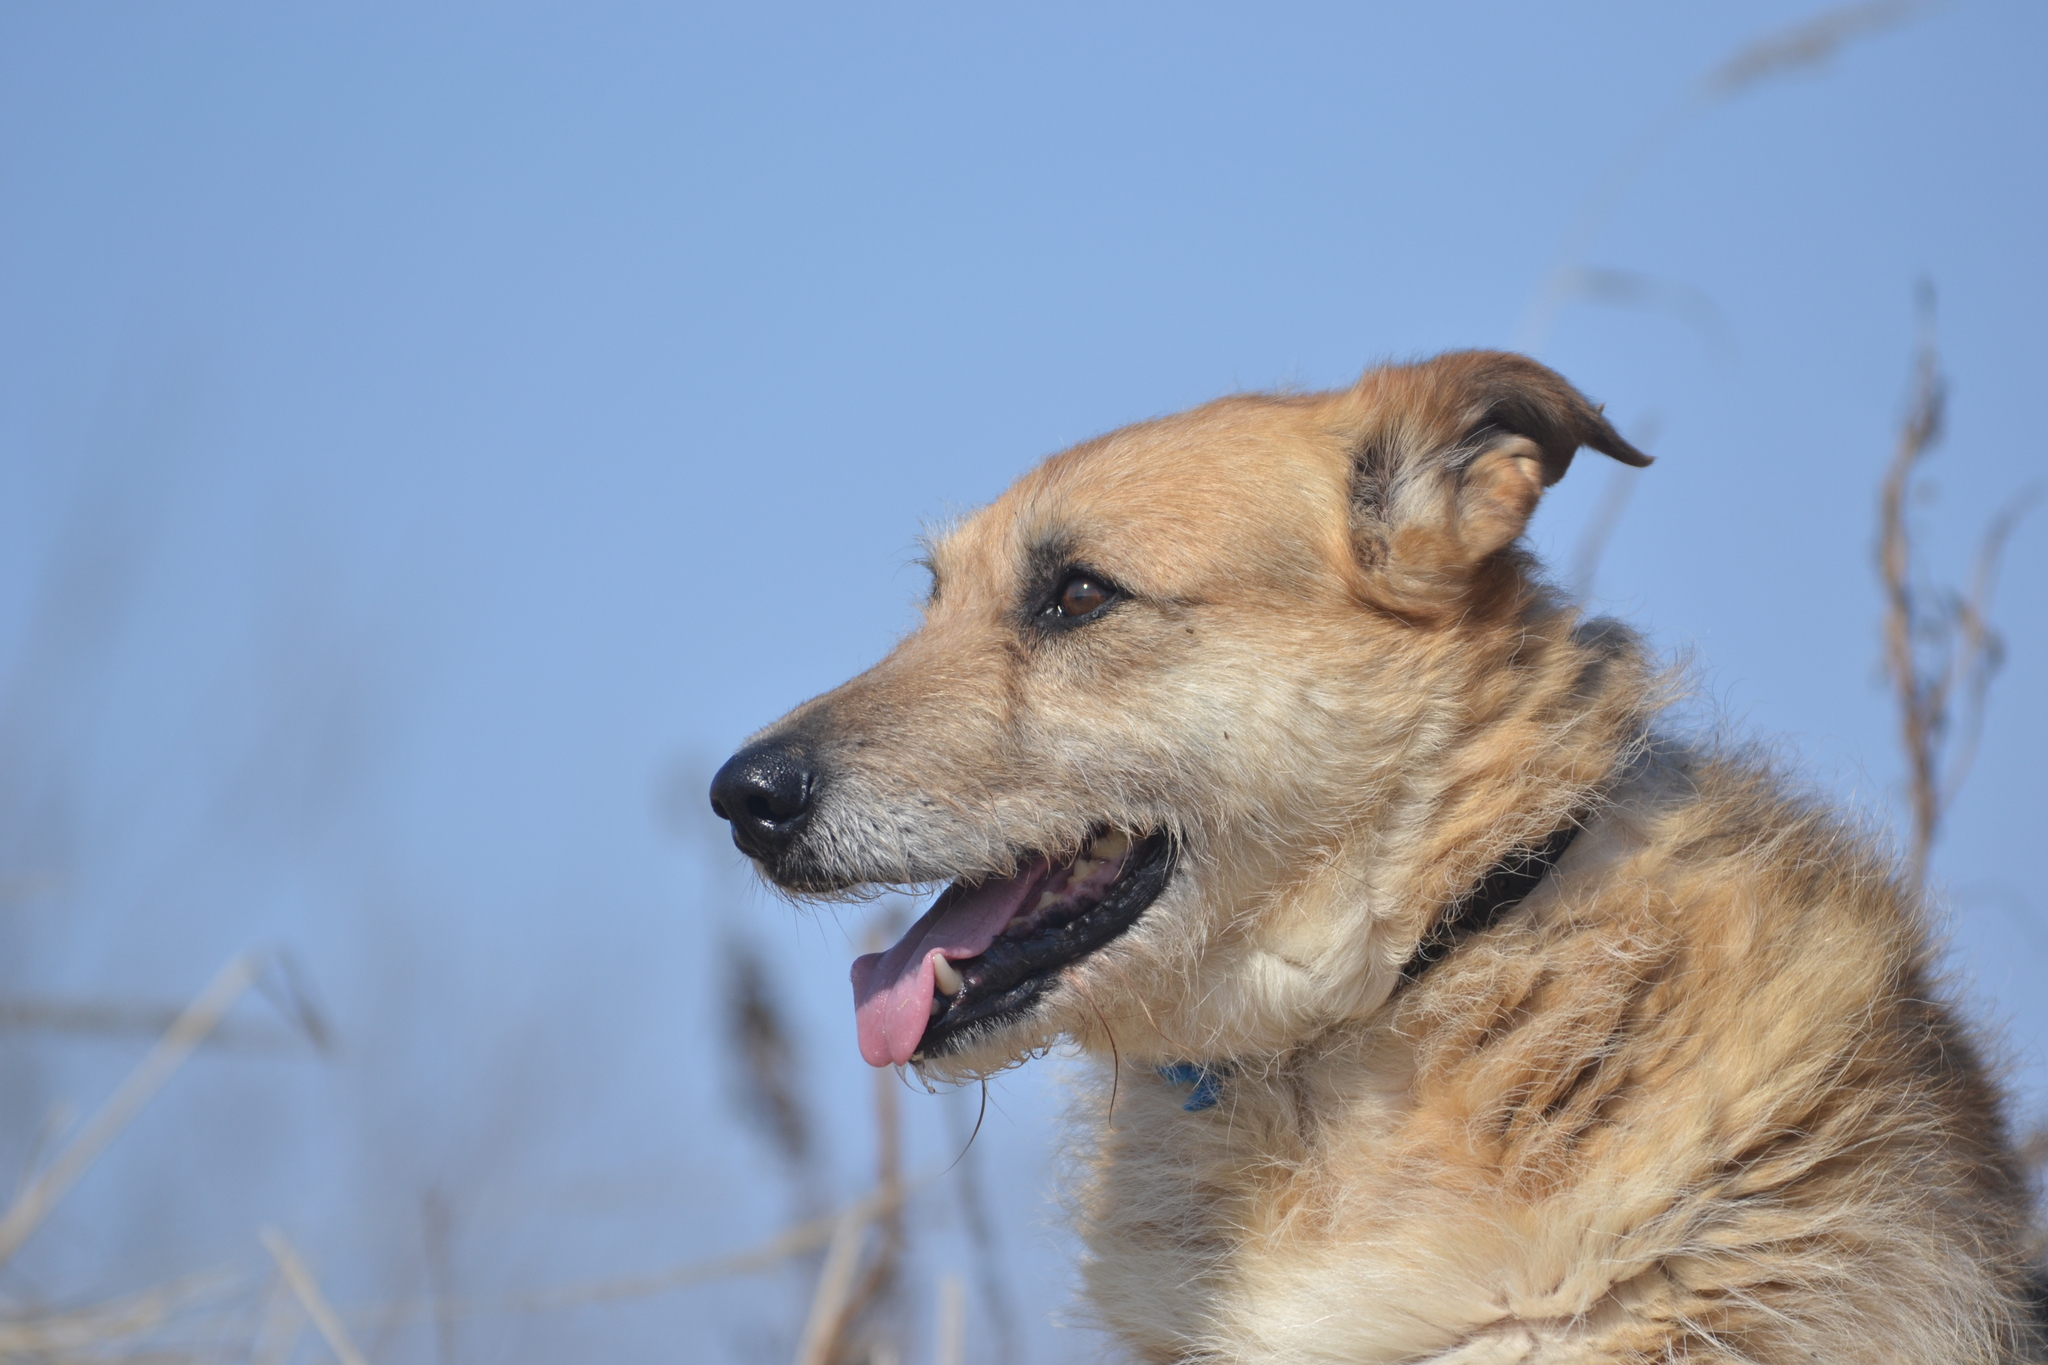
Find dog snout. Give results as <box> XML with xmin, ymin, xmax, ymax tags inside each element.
<box><xmin>709</xmin><ymin>739</ymin><xmax>817</xmax><ymax>861</ymax></box>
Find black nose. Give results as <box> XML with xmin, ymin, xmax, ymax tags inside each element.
<box><xmin>708</xmin><ymin>740</ymin><xmax>817</xmax><ymax>862</ymax></box>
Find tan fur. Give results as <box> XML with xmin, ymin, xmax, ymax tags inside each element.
<box><xmin>731</xmin><ymin>352</ymin><xmax>2041</xmax><ymax>1362</ymax></box>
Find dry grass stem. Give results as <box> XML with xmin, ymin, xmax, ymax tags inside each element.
<box><xmin>0</xmin><ymin>1268</ymin><xmax>238</xmax><ymax>1354</ymax></box>
<box><xmin>14</xmin><ymin>1101</ymin><xmax>79</xmax><ymax>1203</ymax></box>
<box><xmin>1518</xmin><ymin>0</ymin><xmax>1930</xmax><ymax>351</ymax></box>
<box><xmin>493</xmin><ymin>1183</ymin><xmax>904</xmax><ymax>1318</ymax></box>
<box><xmin>944</xmin><ymin>1086</ymin><xmax>1019</xmax><ymax>1365</ymax></box>
<box><xmin>420</xmin><ymin>1186</ymin><xmax>458</xmax><ymax>1365</ymax></box>
<box><xmin>789</xmin><ymin>910</ymin><xmax>911</xmax><ymax>1365</ymax></box>
<box><xmin>1877</xmin><ymin>289</ymin><xmax>2033</xmax><ymax>883</ymax></box>
<box><xmin>249</xmin><ymin>1272</ymin><xmax>308</xmax><ymax>1365</ymax></box>
<box><xmin>1704</xmin><ymin>0</ymin><xmax>1931</xmax><ymax>96</ymax></box>
<box><xmin>346</xmin><ymin>1181</ymin><xmax>914</xmax><ymax>1329</ymax></box>
<box><xmin>255</xmin><ymin>950</ymin><xmax>336</xmax><ymax>1055</ymax></box>
<box><xmin>1944</xmin><ymin>490</ymin><xmax>2039</xmax><ymax>807</ymax></box>
<box><xmin>0</xmin><ymin>953</ymin><xmax>263</xmax><ymax>1266</ymax></box>
<box><xmin>793</xmin><ymin>1206</ymin><xmax>870</xmax><ymax>1365</ymax></box>
<box><xmin>935</xmin><ymin>1274</ymin><xmax>966</xmax><ymax>1365</ymax></box>
<box><xmin>262</xmin><ymin>1227</ymin><xmax>371</xmax><ymax>1365</ymax></box>
<box><xmin>722</xmin><ymin>936</ymin><xmax>822</xmax><ymax>1215</ymax></box>
<box><xmin>830</xmin><ymin>916</ymin><xmax>910</xmax><ymax>1364</ymax></box>
<box><xmin>0</xmin><ymin>996</ymin><xmax>298</xmax><ymax>1050</ymax></box>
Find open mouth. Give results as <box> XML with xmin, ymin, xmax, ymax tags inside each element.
<box><xmin>849</xmin><ymin>829</ymin><xmax>1176</xmax><ymax>1066</ymax></box>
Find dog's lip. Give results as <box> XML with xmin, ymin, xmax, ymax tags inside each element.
<box><xmin>848</xmin><ymin>830</ymin><xmax>1176</xmax><ymax>1067</ymax></box>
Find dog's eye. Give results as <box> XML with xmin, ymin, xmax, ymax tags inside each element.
<box><xmin>1053</xmin><ymin>574</ymin><xmax>1112</xmax><ymax>619</ymax></box>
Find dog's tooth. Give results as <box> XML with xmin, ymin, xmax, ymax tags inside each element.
<box><xmin>1090</xmin><ymin>830</ymin><xmax>1131</xmax><ymax>862</ymax></box>
<box><xmin>1068</xmin><ymin>856</ymin><xmax>1099</xmax><ymax>881</ymax></box>
<box><xmin>932</xmin><ymin>955</ymin><xmax>965</xmax><ymax>996</ymax></box>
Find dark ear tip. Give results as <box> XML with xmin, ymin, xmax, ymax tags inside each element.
<box><xmin>1584</xmin><ymin>405</ymin><xmax>1653</xmax><ymax>468</ymax></box>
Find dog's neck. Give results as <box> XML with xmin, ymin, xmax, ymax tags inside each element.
<box><xmin>1372</xmin><ymin>599</ymin><xmax>1650</xmax><ymax>932</ymax></box>
<box><xmin>1126</xmin><ymin>597</ymin><xmax>1655</xmax><ymax>1072</ymax></box>
<box><xmin>1158</xmin><ymin>816</ymin><xmax>1585</xmax><ymax>1110</ymax></box>
<box><xmin>1395</xmin><ymin>816</ymin><xmax>1583</xmax><ymax>990</ymax></box>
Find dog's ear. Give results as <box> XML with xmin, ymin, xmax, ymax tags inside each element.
<box><xmin>1346</xmin><ymin>350</ymin><xmax>1649</xmax><ymax>610</ymax></box>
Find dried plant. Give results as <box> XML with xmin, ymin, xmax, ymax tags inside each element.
<box><xmin>419</xmin><ymin>1187</ymin><xmax>459</xmax><ymax>1365</ymax></box>
<box><xmin>796</xmin><ymin>911</ymin><xmax>909</xmax><ymax>1365</ymax></box>
<box><xmin>0</xmin><ymin>953</ymin><xmax>333</xmax><ymax>1365</ymax></box>
<box><xmin>0</xmin><ymin>1266</ymin><xmax>244</xmax><ymax>1361</ymax></box>
<box><xmin>721</xmin><ymin>938</ymin><xmax>818</xmax><ymax>1199</ymax></box>
<box><xmin>0</xmin><ymin>954</ymin><xmax>266</xmax><ymax>1268</ymax></box>
<box><xmin>944</xmin><ymin>1088</ymin><xmax>1020</xmax><ymax>1365</ymax></box>
<box><xmin>0</xmin><ymin>997</ymin><xmax>297</xmax><ymax>1051</ymax></box>
<box><xmin>262</xmin><ymin>1228</ymin><xmax>371</xmax><ymax>1365</ymax></box>
<box><xmin>1876</xmin><ymin>286</ymin><xmax>2037</xmax><ymax>884</ymax></box>
<box><xmin>1519</xmin><ymin>0</ymin><xmax>1933</xmax><ymax>352</ymax></box>
<box><xmin>2016</xmin><ymin>1126</ymin><xmax>2048</xmax><ymax>1272</ymax></box>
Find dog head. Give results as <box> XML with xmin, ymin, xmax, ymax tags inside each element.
<box><xmin>710</xmin><ymin>351</ymin><xmax>1647</xmax><ymax>1077</ymax></box>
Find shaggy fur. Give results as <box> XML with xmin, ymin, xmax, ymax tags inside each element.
<box><xmin>721</xmin><ymin>351</ymin><xmax>2041</xmax><ymax>1362</ymax></box>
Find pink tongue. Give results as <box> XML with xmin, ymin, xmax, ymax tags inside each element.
<box><xmin>850</xmin><ymin>859</ymin><xmax>1052</xmax><ymax>1067</ymax></box>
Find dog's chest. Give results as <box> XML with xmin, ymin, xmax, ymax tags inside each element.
<box><xmin>1078</xmin><ymin>1053</ymin><xmax>1514</xmax><ymax>1363</ymax></box>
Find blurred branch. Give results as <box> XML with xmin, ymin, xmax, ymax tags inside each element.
<box><xmin>1878</xmin><ymin>304</ymin><xmax>1948</xmax><ymax>881</ymax></box>
<box><xmin>1876</xmin><ymin>286</ymin><xmax>2035</xmax><ymax>884</ymax></box>
<box><xmin>249</xmin><ymin>1272</ymin><xmax>307</xmax><ymax>1365</ymax></box>
<box><xmin>946</xmin><ymin>1084</ymin><xmax>1020</xmax><ymax>1365</ymax></box>
<box><xmin>14</xmin><ymin>1101</ymin><xmax>78</xmax><ymax>1204</ymax></box>
<box><xmin>934</xmin><ymin>1274</ymin><xmax>966</xmax><ymax>1365</ymax></box>
<box><xmin>721</xmin><ymin>936</ymin><xmax>821</xmax><ymax>1212</ymax></box>
<box><xmin>1704</xmin><ymin>0</ymin><xmax>1930</xmax><ymax>96</ymax></box>
<box><xmin>0</xmin><ymin>997</ymin><xmax>301</xmax><ymax>1051</ymax></box>
<box><xmin>804</xmin><ymin>911</ymin><xmax>910</xmax><ymax>1365</ymax></box>
<box><xmin>1518</xmin><ymin>0</ymin><xmax>1934</xmax><ymax>352</ymax></box>
<box><xmin>1943</xmin><ymin>489</ymin><xmax>2040</xmax><ymax>811</ymax></box>
<box><xmin>0</xmin><ymin>1267</ymin><xmax>239</xmax><ymax>1354</ymax></box>
<box><xmin>256</xmin><ymin>950</ymin><xmax>336</xmax><ymax>1056</ymax></box>
<box><xmin>350</xmin><ymin>1181</ymin><xmax>915</xmax><ymax>1329</ymax></box>
<box><xmin>1542</xmin><ymin>270</ymin><xmax>1738</xmax><ymax>369</ymax></box>
<box><xmin>499</xmin><ymin>1188</ymin><xmax>899</xmax><ymax>1317</ymax></box>
<box><xmin>262</xmin><ymin>1228</ymin><xmax>370</xmax><ymax>1365</ymax></box>
<box><xmin>2018</xmin><ymin>1123</ymin><xmax>2048</xmax><ymax>1272</ymax></box>
<box><xmin>0</xmin><ymin>953</ymin><xmax>263</xmax><ymax>1267</ymax></box>
<box><xmin>421</xmin><ymin>1186</ymin><xmax>459</xmax><ymax>1365</ymax></box>
<box><xmin>794</xmin><ymin>1206</ymin><xmax>870</xmax><ymax>1365</ymax></box>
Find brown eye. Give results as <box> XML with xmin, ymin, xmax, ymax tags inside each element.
<box><xmin>1056</xmin><ymin>574</ymin><xmax>1110</xmax><ymax>618</ymax></box>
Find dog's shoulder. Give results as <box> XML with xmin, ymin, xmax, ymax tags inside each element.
<box><xmin>1078</xmin><ymin>742</ymin><xmax>2043</xmax><ymax>1362</ymax></box>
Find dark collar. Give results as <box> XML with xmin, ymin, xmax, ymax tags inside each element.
<box><xmin>1160</xmin><ymin>817</ymin><xmax>1585</xmax><ymax>1113</ymax></box>
<box><xmin>1396</xmin><ymin>819</ymin><xmax>1583</xmax><ymax>989</ymax></box>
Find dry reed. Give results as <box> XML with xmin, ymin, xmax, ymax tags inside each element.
<box><xmin>262</xmin><ymin>1229</ymin><xmax>371</xmax><ymax>1365</ymax></box>
<box><xmin>1876</xmin><ymin>285</ymin><xmax>2036</xmax><ymax>884</ymax></box>
<box><xmin>0</xmin><ymin>953</ymin><xmax>263</xmax><ymax>1267</ymax></box>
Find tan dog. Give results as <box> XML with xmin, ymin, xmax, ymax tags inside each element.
<box><xmin>710</xmin><ymin>352</ymin><xmax>2041</xmax><ymax>1363</ymax></box>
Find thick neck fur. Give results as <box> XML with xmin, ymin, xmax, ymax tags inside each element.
<box><xmin>1090</xmin><ymin>562</ymin><xmax>1660</xmax><ymax>1071</ymax></box>
<box><xmin>1371</xmin><ymin>561</ymin><xmax>1658</xmax><ymax>951</ymax></box>
<box><xmin>1064</xmin><ymin>580</ymin><xmax>2035</xmax><ymax>1363</ymax></box>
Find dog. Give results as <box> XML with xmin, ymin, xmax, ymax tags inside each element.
<box><xmin>710</xmin><ymin>351</ymin><xmax>2041</xmax><ymax>1363</ymax></box>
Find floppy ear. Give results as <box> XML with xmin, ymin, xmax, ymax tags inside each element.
<box><xmin>1346</xmin><ymin>350</ymin><xmax>1650</xmax><ymax>609</ymax></box>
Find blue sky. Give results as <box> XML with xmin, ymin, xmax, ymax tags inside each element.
<box><xmin>0</xmin><ymin>4</ymin><xmax>2042</xmax><ymax>1361</ymax></box>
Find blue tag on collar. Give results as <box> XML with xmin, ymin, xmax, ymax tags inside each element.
<box><xmin>1156</xmin><ymin>1062</ymin><xmax>1224</xmax><ymax>1112</ymax></box>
